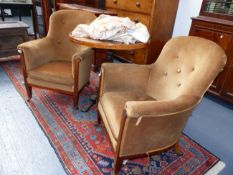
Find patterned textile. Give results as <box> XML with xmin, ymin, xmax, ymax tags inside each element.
<box><xmin>1</xmin><ymin>58</ymin><xmax>220</xmax><ymax>175</ymax></box>
<box><xmin>71</xmin><ymin>14</ymin><xmax>150</xmax><ymax>44</ymax></box>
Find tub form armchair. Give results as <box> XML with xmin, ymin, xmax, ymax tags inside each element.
<box><xmin>97</xmin><ymin>36</ymin><xmax>227</xmax><ymax>173</ymax></box>
<box><xmin>18</xmin><ymin>10</ymin><xmax>96</xmax><ymax>108</ymax></box>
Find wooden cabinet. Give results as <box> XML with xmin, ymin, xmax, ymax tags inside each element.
<box><xmin>189</xmin><ymin>0</ymin><xmax>233</xmax><ymax>104</ymax></box>
<box><xmin>34</xmin><ymin>0</ymin><xmax>99</xmax><ymax>37</ymax></box>
<box><xmin>223</xmin><ymin>57</ymin><xmax>233</xmax><ymax>101</ymax></box>
<box><xmin>0</xmin><ymin>21</ymin><xmax>29</xmax><ymax>57</ymax></box>
<box><xmin>105</xmin><ymin>0</ymin><xmax>180</xmax><ymax>64</ymax></box>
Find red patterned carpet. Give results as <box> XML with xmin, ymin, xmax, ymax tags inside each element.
<box><xmin>1</xmin><ymin>58</ymin><xmax>221</xmax><ymax>175</ymax></box>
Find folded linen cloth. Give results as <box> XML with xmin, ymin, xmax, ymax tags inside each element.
<box><xmin>71</xmin><ymin>14</ymin><xmax>150</xmax><ymax>44</ymax></box>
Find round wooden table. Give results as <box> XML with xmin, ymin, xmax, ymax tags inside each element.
<box><xmin>69</xmin><ymin>35</ymin><xmax>148</xmax><ymax>50</ymax></box>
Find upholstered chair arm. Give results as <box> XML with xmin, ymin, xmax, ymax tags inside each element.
<box><xmin>118</xmin><ymin>95</ymin><xmax>201</xmax><ymax>157</ymax></box>
<box><xmin>100</xmin><ymin>63</ymin><xmax>151</xmax><ymax>96</ymax></box>
<box><xmin>72</xmin><ymin>47</ymin><xmax>94</xmax><ymax>76</ymax></box>
<box><xmin>125</xmin><ymin>95</ymin><xmax>201</xmax><ymax>117</ymax></box>
<box><xmin>72</xmin><ymin>47</ymin><xmax>94</xmax><ymax>89</ymax></box>
<box><xmin>18</xmin><ymin>38</ymin><xmax>56</xmax><ymax>71</ymax></box>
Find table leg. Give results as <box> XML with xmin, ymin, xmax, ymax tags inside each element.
<box><xmin>18</xmin><ymin>8</ymin><xmax>22</xmax><ymax>21</ymax></box>
<box><xmin>80</xmin><ymin>94</ymin><xmax>97</xmax><ymax>112</ymax></box>
<box><xmin>106</xmin><ymin>50</ymin><xmax>115</xmax><ymax>62</ymax></box>
<box><xmin>31</xmin><ymin>8</ymin><xmax>37</xmax><ymax>39</ymax></box>
<box><xmin>1</xmin><ymin>7</ymin><xmax>5</xmax><ymax>21</ymax></box>
<box><xmin>80</xmin><ymin>50</ymin><xmax>114</xmax><ymax>112</ymax></box>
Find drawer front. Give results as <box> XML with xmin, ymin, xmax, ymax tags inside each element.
<box><xmin>108</xmin><ymin>8</ymin><xmax>151</xmax><ymax>27</ymax></box>
<box><xmin>106</xmin><ymin>0</ymin><xmax>153</xmax><ymax>14</ymax></box>
<box><xmin>115</xmin><ymin>49</ymin><xmax>146</xmax><ymax>64</ymax></box>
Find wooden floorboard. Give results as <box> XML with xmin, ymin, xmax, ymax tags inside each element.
<box><xmin>0</xmin><ymin>66</ymin><xmax>66</xmax><ymax>175</ymax></box>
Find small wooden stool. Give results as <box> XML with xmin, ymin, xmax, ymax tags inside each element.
<box><xmin>0</xmin><ymin>21</ymin><xmax>29</xmax><ymax>58</ymax></box>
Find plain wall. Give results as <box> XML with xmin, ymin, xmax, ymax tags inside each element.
<box><xmin>173</xmin><ymin>0</ymin><xmax>203</xmax><ymax>37</ymax></box>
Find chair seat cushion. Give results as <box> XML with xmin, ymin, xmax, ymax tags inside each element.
<box><xmin>100</xmin><ymin>91</ymin><xmax>155</xmax><ymax>140</ymax></box>
<box><xmin>28</xmin><ymin>61</ymin><xmax>74</xmax><ymax>86</ymax></box>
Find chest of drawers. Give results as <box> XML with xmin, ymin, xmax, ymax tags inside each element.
<box><xmin>105</xmin><ymin>0</ymin><xmax>179</xmax><ymax>64</ymax></box>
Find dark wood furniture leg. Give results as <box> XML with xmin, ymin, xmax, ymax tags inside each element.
<box><xmin>18</xmin><ymin>49</ymin><xmax>32</xmax><ymax>101</ymax></box>
<box><xmin>0</xmin><ymin>7</ymin><xmax>5</xmax><ymax>21</ymax></box>
<box><xmin>31</xmin><ymin>4</ymin><xmax>37</xmax><ymax>39</ymax></box>
<box><xmin>18</xmin><ymin>7</ymin><xmax>22</xmax><ymax>21</ymax></box>
<box><xmin>25</xmin><ymin>85</ymin><xmax>32</xmax><ymax>101</ymax></box>
<box><xmin>112</xmin><ymin>111</ymin><xmax>127</xmax><ymax>174</ymax></box>
<box><xmin>174</xmin><ymin>143</ymin><xmax>183</xmax><ymax>156</ymax></box>
<box><xmin>97</xmin><ymin>110</ymin><xmax>101</xmax><ymax>124</ymax></box>
<box><xmin>73</xmin><ymin>59</ymin><xmax>80</xmax><ymax>109</ymax></box>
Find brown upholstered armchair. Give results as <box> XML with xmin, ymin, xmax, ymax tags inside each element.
<box><xmin>17</xmin><ymin>10</ymin><xmax>96</xmax><ymax>108</ymax></box>
<box><xmin>97</xmin><ymin>36</ymin><xmax>227</xmax><ymax>173</ymax></box>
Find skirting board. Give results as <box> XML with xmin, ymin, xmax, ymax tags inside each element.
<box><xmin>205</xmin><ymin>161</ymin><xmax>226</xmax><ymax>175</ymax></box>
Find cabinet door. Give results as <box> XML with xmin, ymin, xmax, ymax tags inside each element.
<box><xmin>222</xmin><ymin>56</ymin><xmax>233</xmax><ymax>103</ymax></box>
<box><xmin>190</xmin><ymin>26</ymin><xmax>233</xmax><ymax>94</ymax></box>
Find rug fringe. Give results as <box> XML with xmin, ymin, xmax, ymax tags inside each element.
<box><xmin>205</xmin><ymin>161</ymin><xmax>225</xmax><ymax>175</ymax></box>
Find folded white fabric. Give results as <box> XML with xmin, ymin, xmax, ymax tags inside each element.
<box><xmin>71</xmin><ymin>14</ymin><xmax>150</xmax><ymax>44</ymax></box>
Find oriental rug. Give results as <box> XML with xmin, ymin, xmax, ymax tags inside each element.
<box><xmin>1</xmin><ymin>57</ymin><xmax>222</xmax><ymax>175</ymax></box>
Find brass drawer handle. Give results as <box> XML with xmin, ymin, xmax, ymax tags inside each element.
<box><xmin>136</xmin><ymin>1</ymin><xmax>140</xmax><ymax>7</ymax></box>
<box><xmin>113</xmin><ymin>0</ymin><xmax>117</xmax><ymax>4</ymax></box>
<box><xmin>220</xmin><ymin>34</ymin><xmax>223</xmax><ymax>39</ymax></box>
<box><xmin>134</xmin><ymin>19</ymin><xmax>139</xmax><ymax>23</ymax></box>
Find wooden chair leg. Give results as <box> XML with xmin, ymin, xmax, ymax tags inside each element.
<box><xmin>25</xmin><ymin>84</ymin><xmax>32</xmax><ymax>101</ymax></box>
<box><xmin>174</xmin><ymin>143</ymin><xmax>183</xmax><ymax>156</ymax></box>
<box><xmin>113</xmin><ymin>156</ymin><xmax>123</xmax><ymax>174</ymax></box>
<box><xmin>97</xmin><ymin>110</ymin><xmax>101</xmax><ymax>124</ymax></box>
<box><xmin>73</xmin><ymin>92</ymin><xmax>79</xmax><ymax>109</ymax></box>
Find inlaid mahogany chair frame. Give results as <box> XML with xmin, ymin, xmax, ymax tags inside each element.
<box><xmin>17</xmin><ymin>49</ymin><xmax>85</xmax><ymax>108</ymax></box>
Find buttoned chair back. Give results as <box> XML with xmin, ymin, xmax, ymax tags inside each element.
<box><xmin>148</xmin><ymin>36</ymin><xmax>226</xmax><ymax>100</ymax></box>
